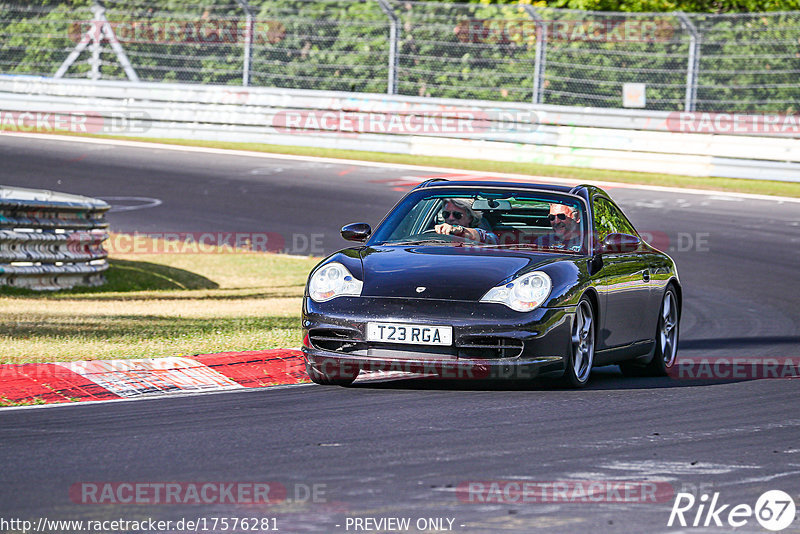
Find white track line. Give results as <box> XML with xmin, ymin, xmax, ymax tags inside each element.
<box><xmin>5</xmin><ymin>132</ymin><xmax>800</xmax><ymax>204</ymax></box>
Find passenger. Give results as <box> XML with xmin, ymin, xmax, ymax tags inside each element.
<box><xmin>434</xmin><ymin>198</ymin><xmax>498</xmax><ymax>244</ymax></box>
<box><xmin>538</xmin><ymin>203</ymin><xmax>584</xmax><ymax>251</ymax></box>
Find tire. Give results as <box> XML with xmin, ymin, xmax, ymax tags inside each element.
<box><xmin>305</xmin><ymin>359</ymin><xmax>359</xmax><ymax>386</ymax></box>
<box><xmin>563</xmin><ymin>296</ymin><xmax>595</xmax><ymax>388</ymax></box>
<box><xmin>620</xmin><ymin>286</ymin><xmax>680</xmax><ymax>377</ymax></box>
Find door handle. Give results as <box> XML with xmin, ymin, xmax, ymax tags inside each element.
<box><xmin>642</xmin><ymin>270</ymin><xmax>651</xmax><ymax>282</ymax></box>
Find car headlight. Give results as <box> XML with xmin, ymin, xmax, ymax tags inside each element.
<box><xmin>480</xmin><ymin>271</ymin><xmax>552</xmax><ymax>312</ymax></box>
<box><xmin>308</xmin><ymin>262</ymin><xmax>363</xmax><ymax>302</ymax></box>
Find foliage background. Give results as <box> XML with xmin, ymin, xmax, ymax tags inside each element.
<box><xmin>0</xmin><ymin>0</ymin><xmax>798</xmax><ymax>112</ymax></box>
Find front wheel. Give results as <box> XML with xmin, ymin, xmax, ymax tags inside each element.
<box><xmin>563</xmin><ymin>297</ymin><xmax>595</xmax><ymax>388</ymax></box>
<box><xmin>620</xmin><ymin>286</ymin><xmax>680</xmax><ymax>377</ymax></box>
<box><xmin>305</xmin><ymin>360</ymin><xmax>359</xmax><ymax>386</ymax></box>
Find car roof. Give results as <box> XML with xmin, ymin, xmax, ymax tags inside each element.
<box><xmin>415</xmin><ymin>179</ymin><xmax>608</xmax><ymax>200</ymax></box>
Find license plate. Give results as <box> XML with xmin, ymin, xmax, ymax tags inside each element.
<box><xmin>366</xmin><ymin>322</ymin><xmax>452</xmax><ymax>346</ymax></box>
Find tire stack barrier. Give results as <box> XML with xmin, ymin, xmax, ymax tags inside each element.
<box><xmin>0</xmin><ymin>186</ymin><xmax>109</xmax><ymax>290</ymax></box>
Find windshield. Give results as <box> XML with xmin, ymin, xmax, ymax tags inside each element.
<box><xmin>368</xmin><ymin>188</ymin><xmax>587</xmax><ymax>254</ymax></box>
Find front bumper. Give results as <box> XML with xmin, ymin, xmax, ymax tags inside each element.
<box><xmin>302</xmin><ymin>296</ymin><xmax>575</xmax><ymax>380</ymax></box>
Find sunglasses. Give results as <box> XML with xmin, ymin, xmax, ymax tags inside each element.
<box><xmin>548</xmin><ymin>213</ymin><xmax>569</xmax><ymax>221</ymax></box>
<box><xmin>442</xmin><ymin>210</ymin><xmax>464</xmax><ymax>220</ymax></box>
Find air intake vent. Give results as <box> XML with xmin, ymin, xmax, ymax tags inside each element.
<box><xmin>309</xmin><ymin>329</ymin><xmax>364</xmax><ymax>353</ymax></box>
<box><xmin>459</xmin><ymin>337</ymin><xmax>524</xmax><ymax>359</ymax></box>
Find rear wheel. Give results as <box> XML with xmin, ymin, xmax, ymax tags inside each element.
<box><xmin>563</xmin><ymin>297</ymin><xmax>595</xmax><ymax>388</ymax></box>
<box><xmin>305</xmin><ymin>360</ymin><xmax>359</xmax><ymax>386</ymax></box>
<box><xmin>620</xmin><ymin>286</ymin><xmax>680</xmax><ymax>377</ymax></box>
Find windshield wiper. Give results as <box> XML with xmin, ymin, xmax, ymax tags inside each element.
<box><xmin>480</xmin><ymin>243</ymin><xmax>541</xmax><ymax>249</ymax></box>
<box><xmin>481</xmin><ymin>243</ymin><xmax>582</xmax><ymax>253</ymax></box>
<box><xmin>383</xmin><ymin>239</ymin><xmax>455</xmax><ymax>246</ymax></box>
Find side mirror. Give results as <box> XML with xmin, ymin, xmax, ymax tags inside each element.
<box><xmin>600</xmin><ymin>233</ymin><xmax>640</xmax><ymax>254</ymax></box>
<box><xmin>341</xmin><ymin>222</ymin><xmax>372</xmax><ymax>242</ymax></box>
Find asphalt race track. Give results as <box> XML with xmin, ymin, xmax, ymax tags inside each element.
<box><xmin>1</xmin><ymin>135</ymin><xmax>799</xmax><ymax>533</ymax></box>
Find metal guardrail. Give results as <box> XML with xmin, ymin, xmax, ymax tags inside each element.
<box><xmin>0</xmin><ymin>186</ymin><xmax>109</xmax><ymax>291</ymax></box>
<box><xmin>1</xmin><ymin>75</ymin><xmax>799</xmax><ymax>182</ymax></box>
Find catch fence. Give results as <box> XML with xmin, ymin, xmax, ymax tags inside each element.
<box><xmin>0</xmin><ymin>1</ymin><xmax>798</xmax><ymax>112</ymax></box>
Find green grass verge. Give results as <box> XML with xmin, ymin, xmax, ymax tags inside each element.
<box><xmin>33</xmin><ymin>130</ymin><xmax>800</xmax><ymax>198</ymax></box>
<box><xmin>0</xmin><ymin>242</ymin><xmax>320</xmax><ymax>364</ymax></box>
<box><xmin>0</xmin><ymin>396</ymin><xmax>50</xmax><ymax>407</ymax></box>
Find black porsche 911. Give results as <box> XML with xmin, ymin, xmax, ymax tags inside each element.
<box><xmin>301</xmin><ymin>180</ymin><xmax>681</xmax><ymax>387</ymax></box>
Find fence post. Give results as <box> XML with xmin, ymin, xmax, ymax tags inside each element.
<box><xmin>523</xmin><ymin>5</ymin><xmax>547</xmax><ymax>105</ymax></box>
<box><xmin>676</xmin><ymin>12</ymin><xmax>700</xmax><ymax>112</ymax></box>
<box><xmin>89</xmin><ymin>4</ymin><xmax>102</xmax><ymax>81</ymax></box>
<box><xmin>55</xmin><ymin>2</ymin><xmax>139</xmax><ymax>82</ymax></box>
<box><xmin>377</xmin><ymin>0</ymin><xmax>399</xmax><ymax>95</ymax></box>
<box><xmin>237</xmin><ymin>0</ymin><xmax>254</xmax><ymax>87</ymax></box>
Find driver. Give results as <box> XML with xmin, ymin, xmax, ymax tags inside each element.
<box><xmin>435</xmin><ymin>198</ymin><xmax>498</xmax><ymax>244</ymax></box>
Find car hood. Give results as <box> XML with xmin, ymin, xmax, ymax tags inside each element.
<box><xmin>358</xmin><ymin>245</ymin><xmax>566</xmax><ymax>300</ymax></box>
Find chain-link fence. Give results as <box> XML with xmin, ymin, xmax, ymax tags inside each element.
<box><xmin>1</xmin><ymin>0</ymin><xmax>798</xmax><ymax>112</ymax></box>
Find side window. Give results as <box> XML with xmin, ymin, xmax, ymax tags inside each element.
<box><xmin>593</xmin><ymin>197</ymin><xmax>637</xmax><ymax>242</ymax></box>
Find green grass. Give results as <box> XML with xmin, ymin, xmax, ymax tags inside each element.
<box><xmin>1</xmin><ymin>239</ymin><xmax>320</xmax><ymax>364</ymax></box>
<box><xmin>0</xmin><ymin>396</ymin><xmax>49</xmax><ymax>407</ymax></box>
<box><xmin>38</xmin><ymin>130</ymin><xmax>800</xmax><ymax>199</ymax></box>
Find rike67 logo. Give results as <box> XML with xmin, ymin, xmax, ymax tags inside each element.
<box><xmin>668</xmin><ymin>490</ymin><xmax>796</xmax><ymax>531</ymax></box>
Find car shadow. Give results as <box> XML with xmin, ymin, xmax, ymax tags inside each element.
<box><xmin>343</xmin><ymin>336</ymin><xmax>800</xmax><ymax>392</ymax></box>
<box><xmin>348</xmin><ymin>366</ymin><xmax>749</xmax><ymax>392</ymax></box>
